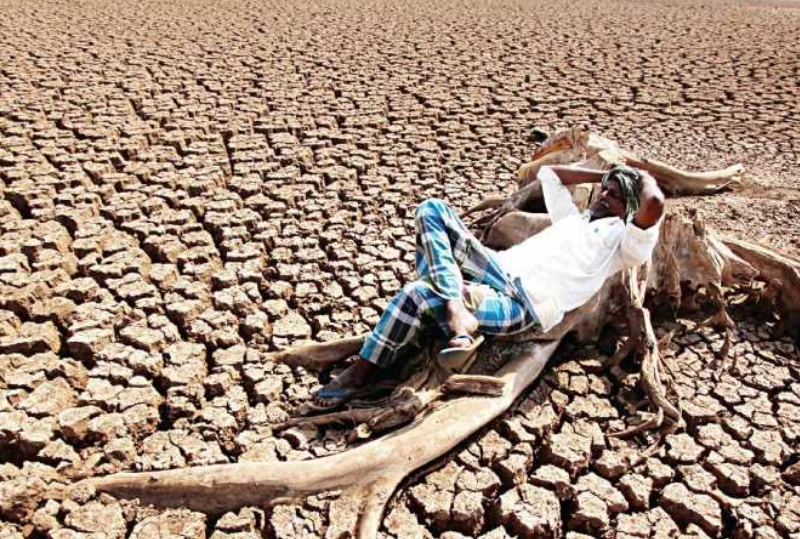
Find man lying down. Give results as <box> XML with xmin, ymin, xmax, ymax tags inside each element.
<box><xmin>313</xmin><ymin>164</ymin><xmax>666</xmax><ymax>410</ymax></box>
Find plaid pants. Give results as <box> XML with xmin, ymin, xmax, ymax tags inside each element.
<box><xmin>360</xmin><ymin>198</ymin><xmax>539</xmax><ymax>368</ymax></box>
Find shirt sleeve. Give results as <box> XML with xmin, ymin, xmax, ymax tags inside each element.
<box><xmin>538</xmin><ymin>166</ymin><xmax>579</xmax><ymax>224</ymax></box>
<box><xmin>618</xmin><ymin>217</ymin><xmax>662</xmax><ymax>270</ymax></box>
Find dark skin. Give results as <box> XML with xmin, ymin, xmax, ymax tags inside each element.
<box><xmin>315</xmin><ymin>166</ymin><xmax>665</xmax><ymax>406</ymax></box>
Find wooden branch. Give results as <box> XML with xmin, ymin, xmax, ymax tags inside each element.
<box><xmin>465</xmin><ymin>180</ymin><xmax>545</xmax><ymax>237</ymax></box>
<box><xmin>443</xmin><ymin>374</ymin><xmax>506</xmax><ymax>396</ymax></box>
<box><xmin>723</xmin><ymin>237</ymin><xmax>800</xmax><ymax>336</ymax></box>
<box><xmin>276</xmin><ymin>407</ymin><xmax>386</xmax><ymax>431</ymax></box>
<box><xmin>621</xmin><ymin>153</ymin><xmax>742</xmax><ymax>195</ymax></box>
<box><xmin>74</xmin><ymin>129</ymin><xmax>796</xmax><ymax>539</ymax></box>
<box><xmin>483</xmin><ymin>211</ymin><xmax>551</xmax><ymax>250</ymax></box>
<box><xmin>723</xmin><ymin>237</ymin><xmax>800</xmax><ymax>282</ymax></box>
<box><xmin>639</xmin><ymin>306</ymin><xmax>682</xmax><ymax>429</ymax></box>
<box><xmin>529</xmin><ymin>125</ymin><xmax>590</xmax><ymax>163</ymax></box>
<box><xmin>466</xmin><ymin>128</ymin><xmax>746</xmax><ymax>244</ymax></box>
<box><xmin>607</xmin><ymin>265</ymin><xmax>682</xmax><ymax>438</ymax></box>
<box><xmin>269</xmin><ymin>333</ymin><xmax>368</xmax><ymax>370</ymax></box>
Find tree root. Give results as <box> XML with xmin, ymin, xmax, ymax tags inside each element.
<box><xmin>608</xmin><ymin>408</ymin><xmax>665</xmax><ymax>439</ymax></box>
<box><xmin>702</xmin><ymin>282</ymin><xmax>735</xmax><ymax>329</ymax></box>
<box><xmin>722</xmin><ymin>236</ymin><xmax>800</xmax><ymax>337</ymax></box>
<box><xmin>517</xmin><ymin>126</ymin><xmax>744</xmax><ymax>195</ymax></box>
<box><xmin>87</xmin><ymin>340</ymin><xmax>562</xmax><ymax>537</ymax></box>
<box><xmin>465</xmin><ymin>181</ymin><xmax>546</xmax><ymax>241</ymax></box>
<box><xmin>269</xmin><ymin>333</ymin><xmax>368</xmax><ymax>370</ymax></box>
<box><xmin>625</xmin><ymin>156</ymin><xmax>743</xmax><ymax>196</ymax></box>
<box><xmin>443</xmin><ymin>373</ymin><xmax>506</xmax><ymax>396</ymax></box>
<box><xmin>709</xmin><ymin>329</ymin><xmax>734</xmax><ymax>378</ymax></box>
<box><xmin>472</xmin><ymin>144</ymin><xmax>796</xmax><ymax>443</ymax></box>
<box><xmin>280</xmin><ymin>353</ymin><xmax>505</xmax><ymax>438</ymax></box>
<box><xmin>609</xmin><ymin>266</ymin><xmax>682</xmax><ymax>438</ymax></box>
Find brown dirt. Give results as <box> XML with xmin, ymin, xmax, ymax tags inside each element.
<box><xmin>0</xmin><ymin>0</ymin><xmax>798</xmax><ymax>538</ymax></box>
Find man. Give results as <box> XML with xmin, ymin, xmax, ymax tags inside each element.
<box><xmin>314</xmin><ymin>164</ymin><xmax>665</xmax><ymax>409</ymax></box>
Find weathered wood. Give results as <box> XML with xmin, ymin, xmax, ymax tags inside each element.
<box><xmin>516</xmin><ymin>126</ymin><xmax>743</xmax><ymax>195</ymax></box>
<box><xmin>443</xmin><ymin>373</ymin><xmax>506</xmax><ymax>396</ymax></box>
<box><xmin>480</xmin><ymin>177</ymin><xmax>799</xmax><ymax>439</ymax></box>
<box><xmin>723</xmin><ymin>237</ymin><xmax>800</xmax><ymax>336</ymax></box>
<box><xmin>609</xmin><ymin>265</ymin><xmax>682</xmax><ymax>437</ymax></box>
<box><xmin>269</xmin><ymin>333</ymin><xmax>368</xmax><ymax>370</ymax></box>
<box><xmin>483</xmin><ymin>211</ymin><xmax>551</xmax><ymax>249</ymax></box>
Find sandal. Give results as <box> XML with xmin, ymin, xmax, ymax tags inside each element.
<box><xmin>438</xmin><ymin>334</ymin><xmax>485</xmax><ymax>373</ymax></box>
<box><xmin>302</xmin><ymin>385</ymin><xmax>356</xmax><ymax>414</ymax></box>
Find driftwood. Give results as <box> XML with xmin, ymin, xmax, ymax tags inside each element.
<box><xmin>85</xmin><ymin>129</ymin><xmax>800</xmax><ymax>537</ymax></box>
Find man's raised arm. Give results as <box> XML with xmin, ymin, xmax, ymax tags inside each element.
<box><xmin>548</xmin><ymin>165</ymin><xmax>606</xmax><ymax>186</ymax></box>
<box><xmin>631</xmin><ymin>172</ymin><xmax>665</xmax><ymax>230</ymax></box>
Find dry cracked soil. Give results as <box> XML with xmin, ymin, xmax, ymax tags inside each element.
<box><xmin>0</xmin><ymin>0</ymin><xmax>799</xmax><ymax>538</ymax></box>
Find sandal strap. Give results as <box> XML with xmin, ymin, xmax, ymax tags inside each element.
<box><xmin>315</xmin><ymin>386</ymin><xmax>352</xmax><ymax>400</ymax></box>
<box><xmin>450</xmin><ymin>333</ymin><xmax>475</xmax><ymax>345</ymax></box>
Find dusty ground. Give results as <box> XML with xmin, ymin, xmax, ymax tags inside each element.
<box><xmin>1</xmin><ymin>0</ymin><xmax>799</xmax><ymax>538</ymax></box>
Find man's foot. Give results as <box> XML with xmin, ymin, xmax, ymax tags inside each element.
<box><xmin>445</xmin><ymin>299</ymin><xmax>479</xmax><ymax>348</ymax></box>
<box><xmin>313</xmin><ymin>358</ymin><xmax>378</xmax><ymax>410</ymax></box>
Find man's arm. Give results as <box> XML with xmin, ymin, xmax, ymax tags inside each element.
<box><xmin>631</xmin><ymin>172</ymin><xmax>665</xmax><ymax>230</ymax></box>
<box><xmin>536</xmin><ymin>166</ymin><xmax>580</xmax><ymax>223</ymax></box>
<box><xmin>618</xmin><ymin>172</ymin><xmax>665</xmax><ymax>269</ymax></box>
<box><xmin>548</xmin><ymin>165</ymin><xmax>606</xmax><ymax>186</ymax></box>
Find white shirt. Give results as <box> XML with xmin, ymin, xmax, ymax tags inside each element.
<box><xmin>495</xmin><ymin>166</ymin><xmax>661</xmax><ymax>332</ymax></box>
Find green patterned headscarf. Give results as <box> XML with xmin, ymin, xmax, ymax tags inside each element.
<box><xmin>602</xmin><ymin>165</ymin><xmax>641</xmax><ymax>221</ymax></box>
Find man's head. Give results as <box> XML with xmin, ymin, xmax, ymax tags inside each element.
<box><xmin>590</xmin><ymin>165</ymin><xmax>641</xmax><ymax>221</ymax></box>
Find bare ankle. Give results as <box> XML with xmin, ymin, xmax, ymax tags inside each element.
<box><xmin>446</xmin><ymin>298</ymin><xmax>467</xmax><ymax>314</ymax></box>
<box><xmin>445</xmin><ymin>298</ymin><xmax>478</xmax><ymax>335</ymax></box>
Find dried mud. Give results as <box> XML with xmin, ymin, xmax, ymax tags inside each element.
<box><xmin>0</xmin><ymin>0</ymin><xmax>798</xmax><ymax>538</ymax></box>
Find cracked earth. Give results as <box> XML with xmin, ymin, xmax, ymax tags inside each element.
<box><xmin>1</xmin><ymin>0</ymin><xmax>799</xmax><ymax>537</ymax></box>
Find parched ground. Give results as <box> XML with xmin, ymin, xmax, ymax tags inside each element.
<box><xmin>1</xmin><ymin>0</ymin><xmax>799</xmax><ymax>538</ymax></box>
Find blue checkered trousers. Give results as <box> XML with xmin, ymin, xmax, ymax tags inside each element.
<box><xmin>359</xmin><ymin>198</ymin><xmax>540</xmax><ymax>368</ymax></box>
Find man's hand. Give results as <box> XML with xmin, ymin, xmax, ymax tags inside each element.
<box><xmin>631</xmin><ymin>171</ymin><xmax>665</xmax><ymax>230</ymax></box>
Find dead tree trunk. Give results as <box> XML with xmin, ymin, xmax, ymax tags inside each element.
<box><xmin>86</xmin><ymin>289</ymin><xmax>612</xmax><ymax>535</ymax></box>
<box><xmin>85</xmin><ymin>211</ymin><xmax>800</xmax><ymax>535</ymax></box>
<box><xmin>474</xmin><ymin>155</ymin><xmax>798</xmax><ymax>438</ymax></box>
